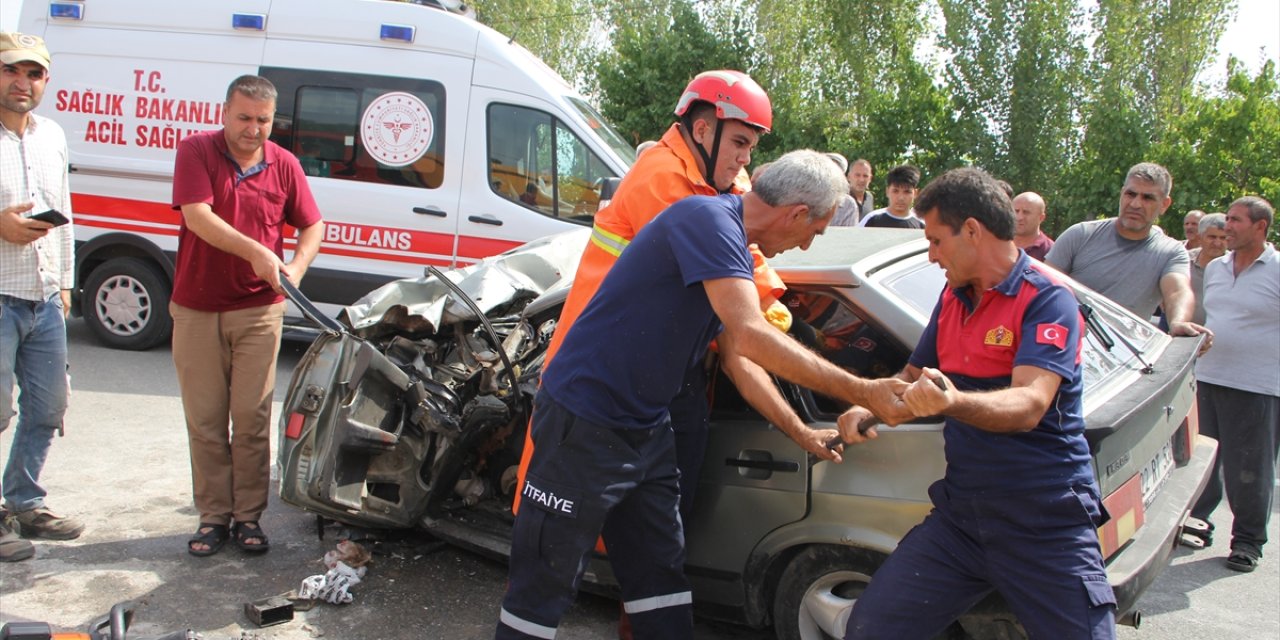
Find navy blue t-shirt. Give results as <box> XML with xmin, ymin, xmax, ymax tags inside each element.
<box><xmin>541</xmin><ymin>194</ymin><xmax>754</xmax><ymax>429</ymax></box>
<box><xmin>910</xmin><ymin>252</ymin><xmax>1094</xmax><ymax>494</ymax></box>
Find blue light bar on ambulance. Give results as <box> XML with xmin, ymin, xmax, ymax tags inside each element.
<box><xmin>232</xmin><ymin>13</ymin><xmax>266</xmax><ymax>31</ymax></box>
<box><xmin>50</xmin><ymin>2</ymin><xmax>84</xmax><ymax>20</ymax></box>
<box><xmin>380</xmin><ymin>24</ymin><xmax>416</xmax><ymax>44</ymax></box>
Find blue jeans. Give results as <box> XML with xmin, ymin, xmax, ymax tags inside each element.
<box><xmin>0</xmin><ymin>292</ymin><xmax>69</xmax><ymax>513</ymax></box>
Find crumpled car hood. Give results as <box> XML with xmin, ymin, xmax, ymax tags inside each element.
<box><xmin>339</xmin><ymin>228</ymin><xmax>590</xmax><ymax>338</ymax></box>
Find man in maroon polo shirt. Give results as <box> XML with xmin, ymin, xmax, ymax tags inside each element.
<box><xmin>170</xmin><ymin>75</ymin><xmax>324</xmax><ymax>557</ymax></box>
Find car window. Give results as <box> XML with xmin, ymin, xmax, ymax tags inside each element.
<box><xmin>1071</xmin><ymin>285</ymin><xmax>1164</xmax><ymax>392</ymax></box>
<box><xmin>877</xmin><ymin>257</ymin><xmax>946</xmax><ymax>320</ymax></box>
<box><xmin>487</xmin><ymin>103</ymin><xmax>617</xmax><ymax>223</ymax></box>
<box><xmin>783</xmin><ymin>288</ymin><xmax>911</xmax><ymax>417</ymax></box>
<box><xmin>708</xmin><ymin>288</ymin><xmax>911</xmax><ymax>421</ymax></box>
<box><xmin>263</xmin><ymin>67</ymin><xmax>446</xmax><ymax>189</ymax></box>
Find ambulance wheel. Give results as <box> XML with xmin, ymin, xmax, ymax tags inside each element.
<box><xmin>773</xmin><ymin>545</ymin><xmax>876</xmax><ymax>640</ymax></box>
<box><xmin>83</xmin><ymin>257</ymin><xmax>172</xmax><ymax>350</ymax></box>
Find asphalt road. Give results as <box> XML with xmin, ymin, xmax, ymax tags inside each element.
<box><xmin>1</xmin><ymin>320</ymin><xmax>1276</xmax><ymax>639</ymax></box>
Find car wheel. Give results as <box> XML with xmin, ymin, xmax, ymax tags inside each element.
<box><xmin>773</xmin><ymin>545</ymin><xmax>874</xmax><ymax>640</ymax></box>
<box><xmin>82</xmin><ymin>257</ymin><xmax>172</xmax><ymax>350</ymax></box>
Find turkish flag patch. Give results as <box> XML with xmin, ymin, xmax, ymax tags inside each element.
<box><xmin>1037</xmin><ymin>323</ymin><xmax>1068</xmax><ymax>350</ymax></box>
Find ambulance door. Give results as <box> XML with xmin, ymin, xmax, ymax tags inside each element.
<box><xmin>258</xmin><ymin>47</ymin><xmax>470</xmax><ymax>309</ymax></box>
<box><xmin>456</xmin><ymin>88</ymin><xmax>623</xmax><ymax>265</ymax></box>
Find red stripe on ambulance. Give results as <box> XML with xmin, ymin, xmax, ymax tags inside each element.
<box><xmin>70</xmin><ymin>193</ymin><xmax>519</xmax><ymax>265</ymax></box>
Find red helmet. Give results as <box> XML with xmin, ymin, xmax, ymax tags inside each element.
<box><xmin>674</xmin><ymin>70</ymin><xmax>772</xmax><ymax>133</ymax></box>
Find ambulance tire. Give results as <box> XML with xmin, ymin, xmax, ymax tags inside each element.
<box><xmin>82</xmin><ymin>257</ymin><xmax>173</xmax><ymax>351</ymax></box>
<box><xmin>774</xmin><ymin>545</ymin><xmax>876</xmax><ymax>640</ymax></box>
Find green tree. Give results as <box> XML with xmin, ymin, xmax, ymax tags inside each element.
<box><xmin>749</xmin><ymin>0</ymin><xmax>935</xmax><ymax>160</ymax></box>
<box><xmin>1156</xmin><ymin>58</ymin><xmax>1280</xmax><ymax>242</ymax></box>
<box><xmin>1058</xmin><ymin>0</ymin><xmax>1234</xmax><ymax>229</ymax></box>
<box><xmin>937</xmin><ymin>0</ymin><xmax>1088</xmax><ymax>231</ymax></box>
<box><xmin>854</xmin><ymin>62</ymin><xmax>968</xmax><ymax>187</ymax></box>
<box><xmin>470</xmin><ymin>0</ymin><xmax>1258</xmax><ymax>242</ymax></box>
<box><xmin>470</xmin><ymin>0</ymin><xmax>600</xmax><ymax>90</ymax></box>
<box><xmin>594</xmin><ymin>0</ymin><xmax>752</xmax><ymax>146</ymax></box>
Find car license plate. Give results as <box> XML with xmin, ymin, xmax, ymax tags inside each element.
<box><xmin>1140</xmin><ymin>440</ymin><xmax>1175</xmax><ymax>509</ymax></box>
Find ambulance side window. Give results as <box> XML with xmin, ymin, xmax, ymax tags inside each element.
<box><xmin>293</xmin><ymin>86</ymin><xmax>357</xmax><ymax>178</ymax></box>
<box><xmin>487</xmin><ymin>103</ymin><xmax>613</xmax><ymax>224</ymax></box>
<box><xmin>263</xmin><ymin>67</ymin><xmax>446</xmax><ymax>189</ymax></box>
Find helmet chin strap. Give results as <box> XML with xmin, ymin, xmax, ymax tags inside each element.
<box><xmin>681</xmin><ymin>114</ymin><xmax>729</xmax><ymax>194</ymax></box>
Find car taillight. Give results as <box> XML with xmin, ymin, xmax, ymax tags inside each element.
<box><xmin>1098</xmin><ymin>472</ymin><xmax>1146</xmax><ymax>559</ymax></box>
<box><xmin>1172</xmin><ymin>397</ymin><xmax>1199</xmax><ymax>465</ymax></box>
<box><xmin>285</xmin><ymin>412</ymin><xmax>305</xmax><ymax>440</ymax></box>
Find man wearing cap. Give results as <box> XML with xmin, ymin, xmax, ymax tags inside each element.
<box><xmin>0</xmin><ymin>32</ymin><xmax>83</xmax><ymax>563</ymax></box>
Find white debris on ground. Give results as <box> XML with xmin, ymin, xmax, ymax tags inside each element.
<box><xmin>295</xmin><ymin>540</ymin><xmax>372</xmax><ymax>605</ymax></box>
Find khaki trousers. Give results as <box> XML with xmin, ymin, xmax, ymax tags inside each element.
<box><xmin>171</xmin><ymin>300</ymin><xmax>284</xmax><ymax>525</ymax></box>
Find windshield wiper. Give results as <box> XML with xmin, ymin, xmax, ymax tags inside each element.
<box><xmin>1080</xmin><ymin>302</ymin><xmax>1154</xmax><ymax>374</ymax></box>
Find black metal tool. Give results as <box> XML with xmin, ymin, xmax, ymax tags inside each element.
<box><xmin>822</xmin><ymin>376</ymin><xmax>948</xmax><ymax>451</ymax></box>
<box><xmin>280</xmin><ymin>272</ymin><xmax>345</xmax><ymax>334</ymax></box>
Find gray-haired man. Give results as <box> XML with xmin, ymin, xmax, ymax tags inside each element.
<box><xmin>1183</xmin><ymin>196</ymin><xmax>1279</xmax><ymax>573</ymax></box>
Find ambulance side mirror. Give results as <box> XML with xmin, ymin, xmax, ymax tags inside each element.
<box><xmin>599</xmin><ymin>177</ymin><xmax>622</xmax><ymax>202</ymax></box>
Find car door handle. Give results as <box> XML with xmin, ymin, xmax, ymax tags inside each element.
<box><xmin>725</xmin><ymin>458</ymin><xmax>800</xmax><ymax>472</ymax></box>
<box><xmin>413</xmin><ymin>206</ymin><xmax>447</xmax><ymax>218</ymax></box>
<box><xmin>468</xmin><ymin>215</ymin><xmax>503</xmax><ymax>226</ymax></box>
<box><xmin>724</xmin><ymin>451</ymin><xmax>800</xmax><ymax>474</ymax></box>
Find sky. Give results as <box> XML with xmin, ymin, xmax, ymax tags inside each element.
<box><xmin>1203</xmin><ymin>0</ymin><xmax>1280</xmax><ymax>82</ymax></box>
<box><xmin>2</xmin><ymin>0</ymin><xmax>1276</xmax><ymax>86</ymax></box>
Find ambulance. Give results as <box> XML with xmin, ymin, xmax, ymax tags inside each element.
<box><xmin>17</xmin><ymin>0</ymin><xmax>635</xmax><ymax>349</ymax></box>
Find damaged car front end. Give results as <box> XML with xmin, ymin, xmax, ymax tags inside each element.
<box><xmin>277</xmin><ymin>229</ymin><xmax>586</xmax><ymax>539</ymax></box>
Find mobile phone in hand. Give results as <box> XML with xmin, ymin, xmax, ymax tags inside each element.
<box><xmin>27</xmin><ymin>209</ymin><xmax>70</xmax><ymax>227</ymax></box>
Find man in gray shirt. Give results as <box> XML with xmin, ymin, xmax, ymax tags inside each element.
<box><xmin>1045</xmin><ymin>163</ymin><xmax>1209</xmax><ymax>342</ymax></box>
<box><xmin>1183</xmin><ymin>196</ymin><xmax>1279</xmax><ymax>573</ymax></box>
<box><xmin>848</xmin><ymin>158</ymin><xmax>875</xmax><ymax>219</ymax></box>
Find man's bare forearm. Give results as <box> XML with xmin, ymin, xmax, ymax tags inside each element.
<box><xmin>732</xmin><ymin>320</ymin><xmax>874</xmax><ymax>405</ymax></box>
<box><xmin>180</xmin><ymin>203</ymin><xmax>274</xmax><ymax>263</ymax></box>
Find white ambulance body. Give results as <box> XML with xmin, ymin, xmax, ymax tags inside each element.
<box><xmin>18</xmin><ymin>0</ymin><xmax>635</xmax><ymax>349</ymax></box>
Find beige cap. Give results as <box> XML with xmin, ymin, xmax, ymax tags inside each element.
<box><xmin>0</xmin><ymin>32</ymin><xmax>51</xmax><ymax>70</ymax></box>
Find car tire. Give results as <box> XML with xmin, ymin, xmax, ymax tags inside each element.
<box><xmin>82</xmin><ymin>257</ymin><xmax>172</xmax><ymax>350</ymax></box>
<box><xmin>774</xmin><ymin>546</ymin><xmax>978</xmax><ymax>640</ymax></box>
<box><xmin>773</xmin><ymin>545</ymin><xmax>876</xmax><ymax>640</ymax></box>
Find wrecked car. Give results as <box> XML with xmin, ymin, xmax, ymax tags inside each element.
<box><xmin>277</xmin><ymin>227</ymin><xmax>1215</xmax><ymax>640</ymax></box>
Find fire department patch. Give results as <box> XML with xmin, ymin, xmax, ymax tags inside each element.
<box><xmin>984</xmin><ymin>325</ymin><xmax>1014</xmax><ymax>347</ymax></box>
<box><xmin>361</xmin><ymin>91</ymin><xmax>434</xmax><ymax>167</ymax></box>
